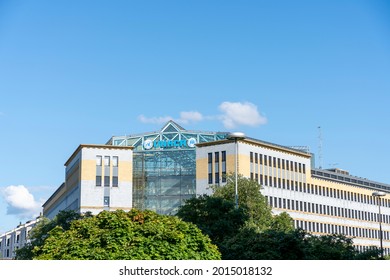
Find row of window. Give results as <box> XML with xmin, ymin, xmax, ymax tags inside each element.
<box><xmin>267</xmin><ymin>195</ymin><xmax>390</xmax><ymax>224</ymax></box>
<box><xmin>0</xmin><ymin>231</ymin><xmax>29</xmax><ymax>249</ymax></box>
<box><xmin>96</xmin><ymin>175</ymin><xmax>118</xmax><ymax>187</ymax></box>
<box><xmin>355</xmin><ymin>245</ymin><xmax>389</xmax><ymax>255</ymax></box>
<box><xmin>294</xmin><ymin>219</ymin><xmax>390</xmax><ymax>242</ymax></box>
<box><xmin>250</xmin><ymin>152</ymin><xmax>306</xmax><ymax>174</ymax></box>
<box><xmin>96</xmin><ymin>155</ymin><xmax>119</xmax><ymax>187</ymax></box>
<box><xmin>96</xmin><ymin>155</ymin><xmax>119</xmax><ymax>167</ymax></box>
<box><xmin>208</xmin><ymin>151</ymin><xmax>227</xmax><ymax>184</ymax></box>
<box><xmin>256</xmin><ymin>173</ymin><xmax>390</xmax><ymax>208</ymax></box>
<box><xmin>1</xmin><ymin>249</ymin><xmax>11</xmax><ymax>258</ymax></box>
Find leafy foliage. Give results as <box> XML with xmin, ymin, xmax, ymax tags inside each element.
<box><xmin>221</xmin><ymin>228</ymin><xmax>382</xmax><ymax>260</ymax></box>
<box><xmin>304</xmin><ymin>233</ymin><xmax>357</xmax><ymax>260</ymax></box>
<box><xmin>210</xmin><ymin>174</ymin><xmax>274</xmax><ymax>231</ymax></box>
<box><xmin>15</xmin><ymin>210</ymin><xmax>83</xmax><ymax>260</ymax></box>
<box><xmin>221</xmin><ymin>228</ymin><xmax>307</xmax><ymax>260</ymax></box>
<box><xmin>25</xmin><ymin>209</ymin><xmax>221</xmax><ymax>260</ymax></box>
<box><xmin>178</xmin><ymin>174</ymin><xmax>381</xmax><ymax>260</ymax></box>
<box><xmin>177</xmin><ymin>195</ymin><xmax>248</xmax><ymax>246</ymax></box>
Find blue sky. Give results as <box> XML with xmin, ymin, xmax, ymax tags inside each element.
<box><xmin>0</xmin><ymin>0</ymin><xmax>389</xmax><ymax>234</ymax></box>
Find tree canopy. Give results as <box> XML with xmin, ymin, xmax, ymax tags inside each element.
<box><xmin>17</xmin><ymin>209</ymin><xmax>221</xmax><ymax>260</ymax></box>
<box><xmin>176</xmin><ymin>195</ymin><xmax>248</xmax><ymax>246</ymax></box>
<box><xmin>210</xmin><ymin>174</ymin><xmax>275</xmax><ymax>231</ymax></box>
<box><xmin>178</xmin><ymin>174</ymin><xmax>382</xmax><ymax>260</ymax></box>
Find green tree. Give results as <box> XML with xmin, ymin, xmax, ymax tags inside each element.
<box><xmin>221</xmin><ymin>228</ymin><xmax>307</xmax><ymax>260</ymax></box>
<box><xmin>304</xmin><ymin>233</ymin><xmax>361</xmax><ymax>260</ymax></box>
<box><xmin>30</xmin><ymin>209</ymin><xmax>221</xmax><ymax>260</ymax></box>
<box><xmin>16</xmin><ymin>210</ymin><xmax>82</xmax><ymax>260</ymax></box>
<box><xmin>211</xmin><ymin>174</ymin><xmax>294</xmax><ymax>232</ymax></box>
<box><xmin>270</xmin><ymin>212</ymin><xmax>295</xmax><ymax>232</ymax></box>
<box><xmin>177</xmin><ymin>195</ymin><xmax>248</xmax><ymax>246</ymax></box>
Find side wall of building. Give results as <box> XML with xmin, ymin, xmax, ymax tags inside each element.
<box><xmin>43</xmin><ymin>145</ymin><xmax>133</xmax><ymax>219</ymax></box>
<box><xmin>196</xmin><ymin>140</ymin><xmax>390</xmax><ymax>254</ymax></box>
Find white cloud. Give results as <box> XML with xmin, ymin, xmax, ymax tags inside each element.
<box><xmin>177</xmin><ymin>111</ymin><xmax>204</xmax><ymax>124</ymax></box>
<box><xmin>2</xmin><ymin>185</ymin><xmax>42</xmax><ymax>219</ymax></box>
<box><xmin>138</xmin><ymin>114</ymin><xmax>173</xmax><ymax>125</ymax></box>
<box><xmin>218</xmin><ymin>101</ymin><xmax>267</xmax><ymax>129</ymax></box>
<box><xmin>138</xmin><ymin>111</ymin><xmax>204</xmax><ymax>125</ymax></box>
<box><xmin>137</xmin><ymin>101</ymin><xmax>267</xmax><ymax>129</ymax></box>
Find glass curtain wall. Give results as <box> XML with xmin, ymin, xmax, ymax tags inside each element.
<box><xmin>133</xmin><ymin>150</ymin><xmax>196</xmax><ymax>215</ymax></box>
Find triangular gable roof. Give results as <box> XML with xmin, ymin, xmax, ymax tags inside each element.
<box><xmin>161</xmin><ymin>120</ymin><xmax>186</xmax><ymax>132</ymax></box>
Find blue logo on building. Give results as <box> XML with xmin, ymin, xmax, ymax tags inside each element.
<box><xmin>143</xmin><ymin>139</ymin><xmax>154</xmax><ymax>150</ymax></box>
<box><xmin>143</xmin><ymin>138</ymin><xmax>197</xmax><ymax>150</ymax></box>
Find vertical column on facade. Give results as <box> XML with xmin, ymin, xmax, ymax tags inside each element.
<box><xmin>104</xmin><ymin>156</ymin><xmax>111</xmax><ymax>209</ymax></box>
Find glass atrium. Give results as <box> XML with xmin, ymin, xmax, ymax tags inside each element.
<box><xmin>108</xmin><ymin>121</ymin><xmax>228</xmax><ymax>214</ymax></box>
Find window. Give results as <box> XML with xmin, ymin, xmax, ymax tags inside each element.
<box><xmin>104</xmin><ymin>196</ymin><xmax>110</xmax><ymax>207</ymax></box>
<box><xmin>112</xmin><ymin>156</ymin><xmax>118</xmax><ymax>167</ymax></box>
<box><xmin>208</xmin><ymin>153</ymin><xmax>213</xmax><ymax>184</ymax></box>
<box><xmin>104</xmin><ymin>156</ymin><xmax>110</xmax><ymax>166</ymax></box>
<box><xmin>255</xmin><ymin>153</ymin><xmax>258</xmax><ymax>164</ymax></box>
<box><xmin>96</xmin><ymin>175</ymin><xmax>102</xmax><ymax>186</ymax></box>
<box><xmin>221</xmin><ymin>151</ymin><xmax>226</xmax><ymax>183</ymax></box>
<box><xmin>250</xmin><ymin>152</ymin><xmax>253</xmax><ymax>163</ymax></box>
<box><xmin>112</xmin><ymin>176</ymin><xmax>118</xmax><ymax>187</ymax></box>
<box><xmin>96</xmin><ymin>156</ymin><xmax>102</xmax><ymax>166</ymax></box>
<box><xmin>215</xmin><ymin>152</ymin><xmax>220</xmax><ymax>184</ymax></box>
<box><xmin>104</xmin><ymin>176</ymin><xmax>110</xmax><ymax>187</ymax></box>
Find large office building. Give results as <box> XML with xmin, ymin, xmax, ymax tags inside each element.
<box><xmin>196</xmin><ymin>136</ymin><xmax>390</xmax><ymax>254</ymax></box>
<box><xmin>2</xmin><ymin>120</ymin><xmax>389</xmax><ymax>258</ymax></box>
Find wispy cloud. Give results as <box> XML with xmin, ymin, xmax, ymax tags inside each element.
<box><xmin>1</xmin><ymin>185</ymin><xmax>43</xmax><ymax>219</ymax></box>
<box><xmin>138</xmin><ymin>111</ymin><xmax>204</xmax><ymax>125</ymax></box>
<box><xmin>137</xmin><ymin>101</ymin><xmax>267</xmax><ymax>129</ymax></box>
<box><xmin>138</xmin><ymin>115</ymin><xmax>173</xmax><ymax>125</ymax></box>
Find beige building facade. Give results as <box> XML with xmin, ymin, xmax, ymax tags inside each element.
<box><xmin>196</xmin><ymin>137</ymin><xmax>390</xmax><ymax>255</ymax></box>
<box><xmin>43</xmin><ymin>144</ymin><xmax>133</xmax><ymax>219</ymax></box>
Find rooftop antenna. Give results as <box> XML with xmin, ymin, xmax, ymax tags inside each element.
<box><xmin>318</xmin><ymin>126</ymin><xmax>323</xmax><ymax>169</ymax></box>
